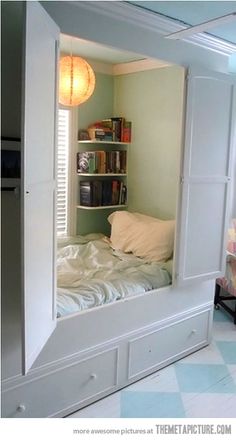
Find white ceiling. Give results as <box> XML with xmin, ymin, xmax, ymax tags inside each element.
<box><xmin>128</xmin><ymin>1</ymin><xmax>236</xmax><ymax>45</ymax></box>
<box><xmin>60</xmin><ymin>34</ymin><xmax>145</xmax><ymax>64</ymax></box>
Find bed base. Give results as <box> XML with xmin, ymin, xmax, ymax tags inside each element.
<box><xmin>1</xmin><ymin>281</ymin><xmax>215</xmax><ymax>418</ymax></box>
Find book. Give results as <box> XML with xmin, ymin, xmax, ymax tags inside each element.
<box><xmin>120</xmin><ymin>184</ymin><xmax>127</xmax><ymax>205</ymax></box>
<box><xmin>80</xmin><ymin>181</ymin><xmax>93</xmax><ymax>206</ymax></box>
<box><xmin>112</xmin><ymin>180</ymin><xmax>119</xmax><ymax>205</ymax></box>
<box><xmin>120</xmin><ymin>150</ymin><xmax>127</xmax><ymax>173</ymax></box>
<box><xmin>118</xmin><ymin>181</ymin><xmax>124</xmax><ymax>205</ymax></box>
<box><xmin>122</xmin><ymin>121</ymin><xmax>132</xmax><ymax>143</ymax></box>
<box><xmin>111</xmin><ymin>117</ymin><xmax>124</xmax><ymax>142</ymax></box>
<box><xmin>92</xmin><ymin>180</ymin><xmax>102</xmax><ymax>206</ymax></box>
<box><xmin>77</xmin><ymin>152</ymin><xmax>97</xmax><ymax>174</ymax></box>
<box><xmin>102</xmin><ymin>180</ymin><xmax>112</xmax><ymax>206</ymax></box>
<box><xmin>97</xmin><ymin>151</ymin><xmax>106</xmax><ymax>174</ymax></box>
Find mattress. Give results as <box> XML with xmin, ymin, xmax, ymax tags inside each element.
<box><xmin>57</xmin><ymin>234</ymin><xmax>172</xmax><ymax>317</ymax></box>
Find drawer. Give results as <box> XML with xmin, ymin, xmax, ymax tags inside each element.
<box><xmin>2</xmin><ymin>348</ymin><xmax>118</xmax><ymax>418</ymax></box>
<box><xmin>128</xmin><ymin>311</ymin><xmax>210</xmax><ymax>379</ymax></box>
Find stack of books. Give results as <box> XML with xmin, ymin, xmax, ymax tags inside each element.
<box><xmin>80</xmin><ymin>180</ymin><xmax>127</xmax><ymax>207</ymax></box>
<box><xmin>87</xmin><ymin>117</ymin><xmax>132</xmax><ymax>143</ymax></box>
<box><xmin>77</xmin><ymin>150</ymin><xmax>127</xmax><ymax>174</ymax></box>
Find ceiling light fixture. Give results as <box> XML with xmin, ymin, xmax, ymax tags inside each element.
<box><xmin>59</xmin><ymin>56</ymin><xmax>96</xmax><ymax>107</ymax></box>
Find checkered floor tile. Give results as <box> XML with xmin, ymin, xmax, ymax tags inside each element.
<box><xmin>68</xmin><ymin>308</ymin><xmax>236</xmax><ymax>418</ymax></box>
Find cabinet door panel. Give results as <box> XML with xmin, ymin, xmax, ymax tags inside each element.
<box><xmin>189</xmin><ymin>77</ymin><xmax>232</xmax><ymax>177</ymax></box>
<box><xmin>22</xmin><ymin>1</ymin><xmax>59</xmax><ymax>373</ymax></box>
<box><xmin>175</xmin><ymin>69</ymin><xmax>235</xmax><ymax>285</ymax></box>
<box><xmin>184</xmin><ymin>182</ymin><xmax>226</xmax><ymax>278</ymax></box>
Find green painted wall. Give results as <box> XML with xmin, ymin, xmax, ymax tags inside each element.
<box><xmin>77</xmin><ymin>72</ymin><xmax>114</xmax><ymax>235</ymax></box>
<box><xmin>77</xmin><ymin>72</ymin><xmax>114</xmax><ymax>132</ymax></box>
<box><xmin>114</xmin><ymin>66</ymin><xmax>185</xmax><ymax>220</ymax></box>
<box><xmin>76</xmin><ymin>65</ymin><xmax>185</xmax><ymax>236</ymax></box>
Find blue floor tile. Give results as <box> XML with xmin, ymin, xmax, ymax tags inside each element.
<box><xmin>213</xmin><ymin>309</ymin><xmax>233</xmax><ymax>322</ymax></box>
<box><xmin>175</xmin><ymin>363</ymin><xmax>236</xmax><ymax>393</ymax></box>
<box><xmin>216</xmin><ymin>341</ymin><xmax>236</xmax><ymax>364</ymax></box>
<box><xmin>120</xmin><ymin>391</ymin><xmax>185</xmax><ymax>418</ymax></box>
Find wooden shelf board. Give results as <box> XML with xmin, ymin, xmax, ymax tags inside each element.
<box><xmin>76</xmin><ymin>205</ymin><xmax>128</xmax><ymax>210</ymax></box>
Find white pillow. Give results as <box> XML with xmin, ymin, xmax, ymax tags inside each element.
<box><xmin>108</xmin><ymin>211</ymin><xmax>175</xmax><ymax>262</ymax></box>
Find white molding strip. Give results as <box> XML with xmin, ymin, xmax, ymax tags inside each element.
<box><xmin>87</xmin><ymin>59</ymin><xmax>113</xmax><ymax>75</ymax></box>
<box><xmin>70</xmin><ymin>1</ymin><xmax>236</xmax><ymax>56</ymax></box>
<box><xmin>166</xmin><ymin>12</ymin><xmax>236</xmax><ymax>40</ymax></box>
<box><xmin>113</xmin><ymin>58</ymin><xmax>171</xmax><ymax>75</ymax></box>
<box><xmin>60</xmin><ymin>51</ymin><xmax>114</xmax><ymax>74</ymax></box>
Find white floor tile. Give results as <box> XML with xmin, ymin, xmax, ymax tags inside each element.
<box><xmin>127</xmin><ymin>364</ymin><xmax>180</xmax><ymax>392</ymax></box>
<box><xmin>182</xmin><ymin>392</ymin><xmax>236</xmax><ymax>418</ymax></box>
<box><xmin>227</xmin><ymin>364</ymin><xmax>236</xmax><ymax>384</ymax></box>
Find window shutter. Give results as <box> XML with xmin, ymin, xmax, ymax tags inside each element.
<box><xmin>57</xmin><ymin>109</ymin><xmax>69</xmax><ymax>235</ymax></box>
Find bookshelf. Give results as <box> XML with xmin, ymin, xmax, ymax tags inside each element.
<box><xmin>76</xmin><ymin>204</ymin><xmax>128</xmax><ymax>210</ymax></box>
<box><xmin>77</xmin><ymin>140</ymin><xmax>129</xmax><ymax>210</ymax></box>
<box><xmin>78</xmin><ymin>140</ymin><xmax>127</xmax><ymax>145</ymax></box>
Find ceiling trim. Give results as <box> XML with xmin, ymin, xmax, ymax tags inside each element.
<box><xmin>165</xmin><ymin>12</ymin><xmax>236</xmax><ymax>40</ymax></box>
<box><xmin>70</xmin><ymin>1</ymin><xmax>236</xmax><ymax>55</ymax></box>
<box><xmin>113</xmin><ymin>58</ymin><xmax>171</xmax><ymax>75</ymax></box>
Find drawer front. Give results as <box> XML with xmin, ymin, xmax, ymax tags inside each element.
<box><xmin>2</xmin><ymin>348</ymin><xmax>118</xmax><ymax>418</ymax></box>
<box><xmin>128</xmin><ymin>311</ymin><xmax>210</xmax><ymax>379</ymax></box>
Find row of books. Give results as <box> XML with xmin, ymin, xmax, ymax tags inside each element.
<box><xmin>77</xmin><ymin>150</ymin><xmax>127</xmax><ymax>174</ymax></box>
<box><xmin>80</xmin><ymin>180</ymin><xmax>127</xmax><ymax>207</ymax></box>
<box><xmin>88</xmin><ymin>117</ymin><xmax>132</xmax><ymax>143</ymax></box>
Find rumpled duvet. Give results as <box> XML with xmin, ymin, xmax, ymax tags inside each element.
<box><xmin>57</xmin><ymin>234</ymin><xmax>172</xmax><ymax>317</ymax></box>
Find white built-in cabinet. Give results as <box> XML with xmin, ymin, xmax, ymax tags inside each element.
<box><xmin>21</xmin><ymin>2</ymin><xmax>235</xmax><ymax>377</ymax></box>
<box><xmin>174</xmin><ymin>69</ymin><xmax>236</xmax><ymax>286</ymax></box>
<box><xmin>21</xmin><ymin>1</ymin><xmax>59</xmax><ymax>373</ymax></box>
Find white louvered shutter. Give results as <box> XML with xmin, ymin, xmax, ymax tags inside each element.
<box><xmin>57</xmin><ymin>109</ymin><xmax>69</xmax><ymax>235</ymax></box>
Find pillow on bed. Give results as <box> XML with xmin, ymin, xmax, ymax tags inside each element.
<box><xmin>108</xmin><ymin>211</ymin><xmax>175</xmax><ymax>262</ymax></box>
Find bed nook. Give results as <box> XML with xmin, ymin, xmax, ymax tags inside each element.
<box><xmin>1</xmin><ymin>1</ymin><xmax>235</xmax><ymax>419</ymax></box>
<box><xmin>56</xmin><ymin>53</ymin><xmax>183</xmax><ymax>318</ymax></box>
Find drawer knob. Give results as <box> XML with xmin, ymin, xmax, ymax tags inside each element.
<box><xmin>17</xmin><ymin>404</ymin><xmax>26</xmax><ymax>413</ymax></box>
<box><xmin>191</xmin><ymin>329</ymin><xmax>197</xmax><ymax>334</ymax></box>
<box><xmin>90</xmin><ymin>373</ymin><xmax>97</xmax><ymax>380</ymax></box>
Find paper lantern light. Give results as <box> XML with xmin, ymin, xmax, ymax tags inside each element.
<box><xmin>59</xmin><ymin>56</ymin><xmax>95</xmax><ymax>106</ymax></box>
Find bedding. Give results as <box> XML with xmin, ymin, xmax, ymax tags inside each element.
<box><xmin>57</xmin><ymin>234</ymin><xmax>172</xmax><ymax>317</ymax></box>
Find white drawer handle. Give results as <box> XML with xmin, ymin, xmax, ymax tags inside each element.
<box><xmin>191</xmin><ymin>329</ymin><xmax>197</xmax><ymax>334</ymax></box>
<box><xmin>90</xmin><ymin>373</ymin><xmax>97</xmax><ymax>380</ymax></box>
<box><xmin>17</xmin><ymin>404</ymin><xmax>26</xmax><ymax>413</ymax></box>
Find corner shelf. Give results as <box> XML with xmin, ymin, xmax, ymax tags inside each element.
<box><xmin>78</xmin><ymin>140</ymin><xmax>129</xmax><ymax>145</ymax></box>
<box><xmin>77</xmin><ymin>204</ymin><xmax>128</xmax><ymax>210</ymax></box>
<box><xmin>77</xmin><ymin>134</ymin><xmax>130</xmax><ymax>212</ymax></box>
<box><xmin>77</xmin><ymin>173</ymin><xmax>127</xmax><ymax>177</ymax></box>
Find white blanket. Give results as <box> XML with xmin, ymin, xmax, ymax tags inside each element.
<box><xmin>57</xmin><ymin>235</ymin><xmax>172</xmax><ymax>317</ymax></box>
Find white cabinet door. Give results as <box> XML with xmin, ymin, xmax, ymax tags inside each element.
<box><xmin>174</xmin><ymin>68</ymin><xmax>235</xmax><ymax>286</ymax></box>
<box><xmin>21</xmin><ymin>2</ymin><xmax>59</xmax><ymax>373</ymax></box>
